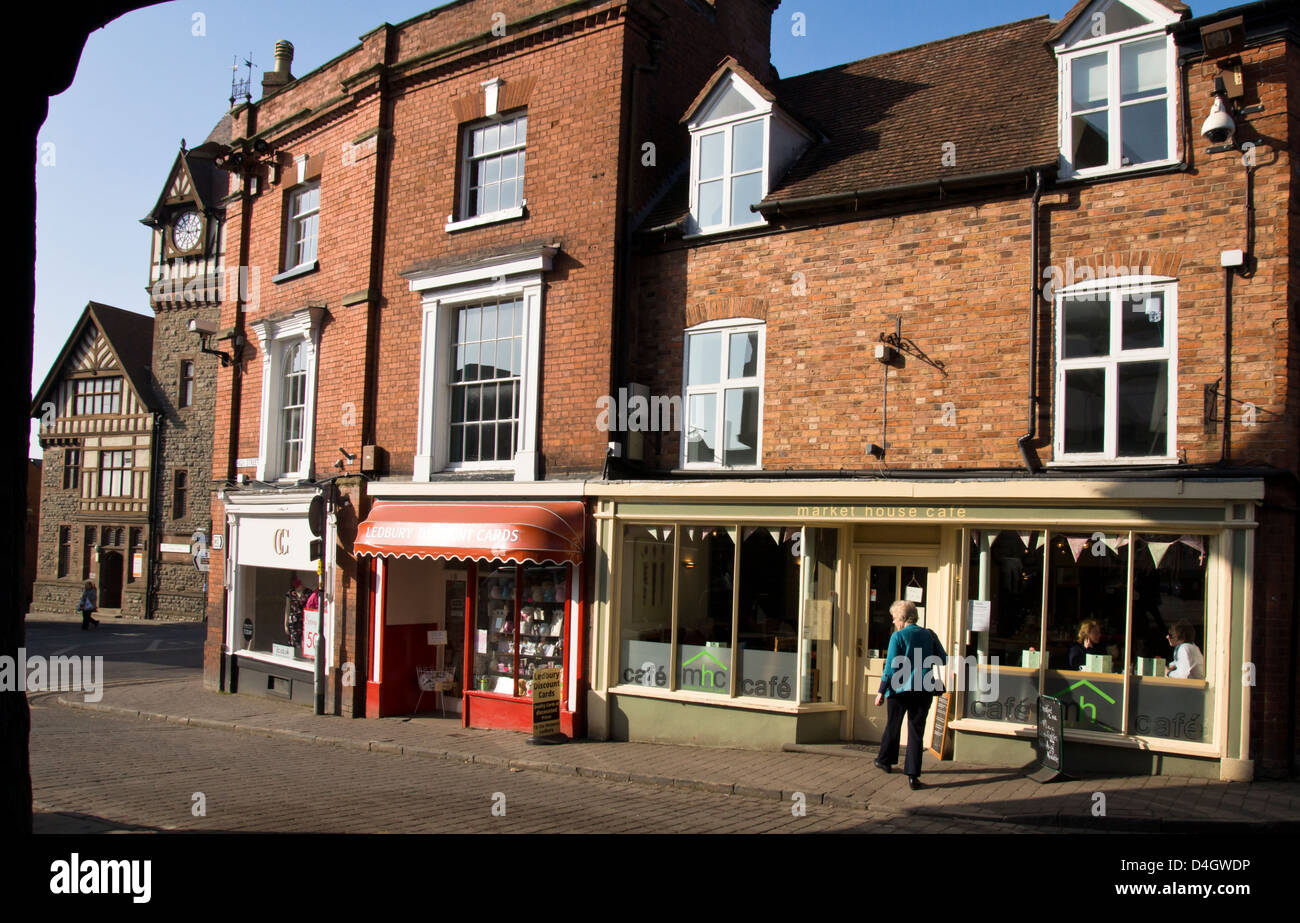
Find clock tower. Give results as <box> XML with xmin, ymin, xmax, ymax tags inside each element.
<box><xmin>140</xmin><ymin>115</ymin><xmax>231</xmax><ymax>620</ymax></box>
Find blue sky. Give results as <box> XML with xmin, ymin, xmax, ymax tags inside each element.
<box><xmin>32</xmin><ymin>0</ymin><xmax>1238</xmax><ymax>455</ymax></box>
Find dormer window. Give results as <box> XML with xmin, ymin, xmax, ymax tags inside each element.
<box><xmin>685</xmin><ymin>64</ymin><xmax>810</xmax><ymax>237</ymax></box>
<box><xmin>1055</xmin><ymin>0</ymin><xmax>1180</xmax><ymax>179</ymax></box>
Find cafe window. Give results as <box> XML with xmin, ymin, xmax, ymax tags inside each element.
<box><xmin>618</xmin><ymin>525</ymin><xmax>674</xmax><ymax>689</ymax></box>
<box><xmin>963</xmin><ymin>530</ymin><xmax>1046</xmax><ymax>724</ymax></box>
<box><xmin>1043</xmin><ymin>532</ymin><xmax>1130</xmax><ymax>734</ymax></box>
<box><xmin>961</xmin><ymin>526</ymin><xmax>1215</xmax><ymax>743</ymax></box>
<box><xmin>616</xmin><ymin>523</ymin><xmax>839</xmax><ymax>705</ymax></box>
<box><xmin>676</xmin><ymin>526</ymin><xmax>736</xmax><ymax>696</ymax></box>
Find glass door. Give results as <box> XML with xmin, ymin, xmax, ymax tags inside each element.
<box><xmin>852</xmin><ymin>554</ymin><xmax>938</xmax><ymax>742</ymax></box>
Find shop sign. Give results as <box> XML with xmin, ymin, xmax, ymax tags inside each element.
<box><xmin>241</xmin><ymin>619</ymin><xmax>253</xmax><ymax>641</ymax></box>
<box><xmin>531</xmin><ymin>667</ymin><xmax>562</xmax><ymax>737</ymax></box>
<box><xmin>237</xmin><ymin>515</ymin><xmax>315</xmax><ymax>570</ymax></box>
<box><xmin>302</xmin><ymin>606</ymin><xmax>319</xmax><ymax>661</ymax></box>
<box><xmin>272</xmin><ymin>643</ymin><xmax>295</xmax><ymax>660</ymax></box>
<box><xmin>131</xmin><ymin>553</ymin><xmax>143</xmax><ymax>578</ymax></box>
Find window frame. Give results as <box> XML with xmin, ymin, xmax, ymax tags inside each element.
<box><xmin>251</xmin><ymin>308</ymin><xmax>323</xmax><ymax>483</ymax></box>
<box><xmin>687</xmin><ymin>74</ymin><xmax>771</xmax><ymax>235</ymax></box>
<box><xmin>172</xmin><ymin>469</ymin><xmax>188</xmax><ymax>521</ymax></box>
<box><xmin>1055</xmin><ymin>0</ymin><xmax>1180</xmax><ymax>180</ymax></box>
<box><xmin>57</xmin><ymin>525</ymin><xmax>71</xmax><ymax>578</ymax></box>
<box><xmin>444</xmin><ymin>298</ymin><xmax>526</xmax><ymax>471</ymax></box>
<box><xmin>283</xmin><ymin>181</ymin><xmax>320</xmax><ymax>272</ymax></box>
<box><xmin>1052</xmin><ymin>276</ymin><xmax>1178</xmax><ymax>465</ymax></box>
<box><xmin>611</xmin><ymin>520</ymin><xmax>843</xmax><ymax>711</ymax></box>
<box><xmin>177</xmin><ymin>358</ymin><xmax>195</xmax><ymax>409</ymax></box>
<box><xmin>71</xmin><ymin>376</ymin><xmax>123</xmax><ymax>416</ymax></box>
<box><xmin>98</xmin><ymin>449</ymin><xmax>133</xmax><ymax>498</ymax></box>
<box><xmin>680</xmin><ymin>318</ymin><xmax>766</xmax><ymax>471</ymax></box>
<box><xmin>450</xmin><ymin>111</ymin><xmax>528</xmax><ymax>231</ymax></box>
<box><xmin>409</xmin><ymin>248</ymin><xmax>553</xmax><ymax>482</ymax></box>
<box><xmin>62</xmin><ymin>448</ymin><xmax>80</xmax><ymax>491</ymax></box>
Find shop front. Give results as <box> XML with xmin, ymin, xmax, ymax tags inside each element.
<box><xmin>355</xmin><ymin>500</ymin><xmax>586</xmax><ymax>735</ymax></box>
<box><xmin>587</xmin><ymin>478</ymin><xmax>1262</xmax><ymax>780</ymax></box>
<box><xmin>221</xmin><ymin>489</ymin><xmax>334</xmax><ymax>705</ymax></box>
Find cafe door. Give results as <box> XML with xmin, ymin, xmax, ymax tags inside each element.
<box><xmin>851</xmin><ymin>553</ymin><xmax>939</xmax><ymax>743</ymax></box>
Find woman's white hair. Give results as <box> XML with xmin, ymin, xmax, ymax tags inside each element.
<box><xmin>890</xmin><ymin>599</ymin><xmax>919</xmax><ymax>623</ymax></box>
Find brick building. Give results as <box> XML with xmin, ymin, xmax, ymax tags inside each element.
<box><xmin>197</xmin><ymin>0</ymin><xmax>1296</xmax><ymax>777</ymax></box>
<box><xmin>203</xmin><ymin>0</ymin><xmax>778</xmax><ymax>725</ymax></box>
<box><xmin>587</xmin><ymin>0</ymin><xmax>1299</xmax><ymax>780</ymax></box>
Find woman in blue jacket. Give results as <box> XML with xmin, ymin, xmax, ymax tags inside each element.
<box><xmin>874</xmin><ymin>599</ymin><xmax>946</xmax><ymax>789</ymax></box>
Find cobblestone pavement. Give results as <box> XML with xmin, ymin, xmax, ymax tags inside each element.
<box><xmin>31</xmin><ymin>697</ymin><xmax>1069</xmax><ymax>834</ymax></box>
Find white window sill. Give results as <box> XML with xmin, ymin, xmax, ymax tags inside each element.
<box><xmin>1047</xmin><ymin>456</ymin><xmax>1179</xmax><ymax>468</ymax></box>
<box><xmin>1058</xmin><ymin>158</ymin><xmax>1181</xmax><ymax>183</ymax></box>
<box><xmin>677</xmin><ymin>464</ymin><xmax>764</xmax><ymax>473</ymax></box>
<box><xmin>682</xmin><ymin>218</ymin><xmax>767</xmax><ymax>240</ymax></box>
<box><xmin>271</xmin><ymin>261</ymin><xmax>319</xmax><ymax>284</ymax></box>
<box><xmin>445</xmin><ymin>206</ymin><xmax>525</xmax><ymax>233</ymax></box>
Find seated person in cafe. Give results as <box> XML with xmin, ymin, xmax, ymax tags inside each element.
<box><xmin>1067</xmin><ymin>618</ymin><xmax>1106</xmax><ymax>671</ymax></box>
<box><xmin>1165</xmin><ymin>621</ymin><xmax>1205</xmax><ymax>680</ymax></box>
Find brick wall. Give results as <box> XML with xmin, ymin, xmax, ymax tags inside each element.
<box><xmin>627</xmin><ymin>40</ymin><xmax>1296</xmax><ymax>475</ymax></box>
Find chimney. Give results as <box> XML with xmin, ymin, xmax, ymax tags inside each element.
<box><xmin>261</xmin><ymin>40</ymin><xmax>295</xmax><ymax>94</ymax></box>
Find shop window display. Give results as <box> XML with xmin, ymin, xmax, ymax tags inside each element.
<box><xmin>473</xmin><ymin>561</ymin><xmax>567</xmax><ymax>697</ymax></box>
<box><xmin>241</xmin><ymin>566</ymin><xmax>320</xmax><ymax>660</ymax></box>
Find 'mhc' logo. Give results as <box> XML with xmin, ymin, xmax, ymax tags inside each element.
<box><xmin>680</xmin><ymin>648</ymin><xmax>728</xmax><ymax>690</ymax></box>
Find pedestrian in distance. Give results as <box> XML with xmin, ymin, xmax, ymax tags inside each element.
<box><xmin>874</xmin><ymin>599</ymin><xmax>946</xmax><ymax>789</ymax></box>
<box><xmin>78</xmin><ymin>580</ymin><xmax>99</xmax><ymax>630</ymax></box>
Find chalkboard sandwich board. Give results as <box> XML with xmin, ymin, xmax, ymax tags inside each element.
<box><xmin>1028</xmin><ymin>694</ymin><xmax>1070</xmax><ymax>783</ymax></box>
<box><xmin>927</xmin><ymin>692</ymin><xmax>953</xmax><ymax>760</ymax></box>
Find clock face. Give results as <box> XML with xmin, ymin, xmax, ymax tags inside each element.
<box><xmin>171</xmin><ymin>210</ymin><xmax>202</xmax><ymax>251</ymax></box>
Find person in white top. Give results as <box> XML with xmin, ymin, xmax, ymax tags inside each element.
<box><xmin>1165</xmin><ymin>622</ymin><xmax>1205</xmax><ymax>679</ymax></box>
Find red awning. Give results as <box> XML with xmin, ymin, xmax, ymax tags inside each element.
<box><xmin>354</xmin><ymin>501</ymin><xmax>585</xmax><ymax>566</ymax></box>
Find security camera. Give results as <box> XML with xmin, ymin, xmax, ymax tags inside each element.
<box><xmin>1201</xmin><ymin>78</ymin><xmax>1235</xmax><ymax>145</ymax></box>
<box><xmin>1201</xmin><ymin>97</ymin><xmax>1234</xmax><ymax>144</ymax></box>
<box><xmin>189</xmin><ymin>317</ymin><xmax>219</xmax><ymax>336</ymax></box>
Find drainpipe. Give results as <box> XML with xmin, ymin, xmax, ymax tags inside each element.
<box><xmin>1017</xmin><ymin>170</ymin><xmax>1045</xmax><ymax>472</ymax></box>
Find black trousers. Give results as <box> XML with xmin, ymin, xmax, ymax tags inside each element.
<box><xmin>878</xmin><ymin>691</ymin><xmax>933</xmax><ymax>778</ymax></box>
<box><xmin>80</xmin><ymin>608</ymin><xmax>97</xmax><ymax>629</ymax></box>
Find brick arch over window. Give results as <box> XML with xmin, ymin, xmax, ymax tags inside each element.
<box><xmin>1063</xmin><ymin>249</ymin><xmax>1183</xmax><ymax>280</ymax></box>
<box><xmin>686</xmin><ymin>296</ymin><xmax>768</xmax><ymax>329</ymax></box>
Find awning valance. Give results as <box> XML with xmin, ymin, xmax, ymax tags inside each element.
<box><xmin>354</xmin><ymin>501</ymin><xmax>585</xmax><ymax>566</ymax></box>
